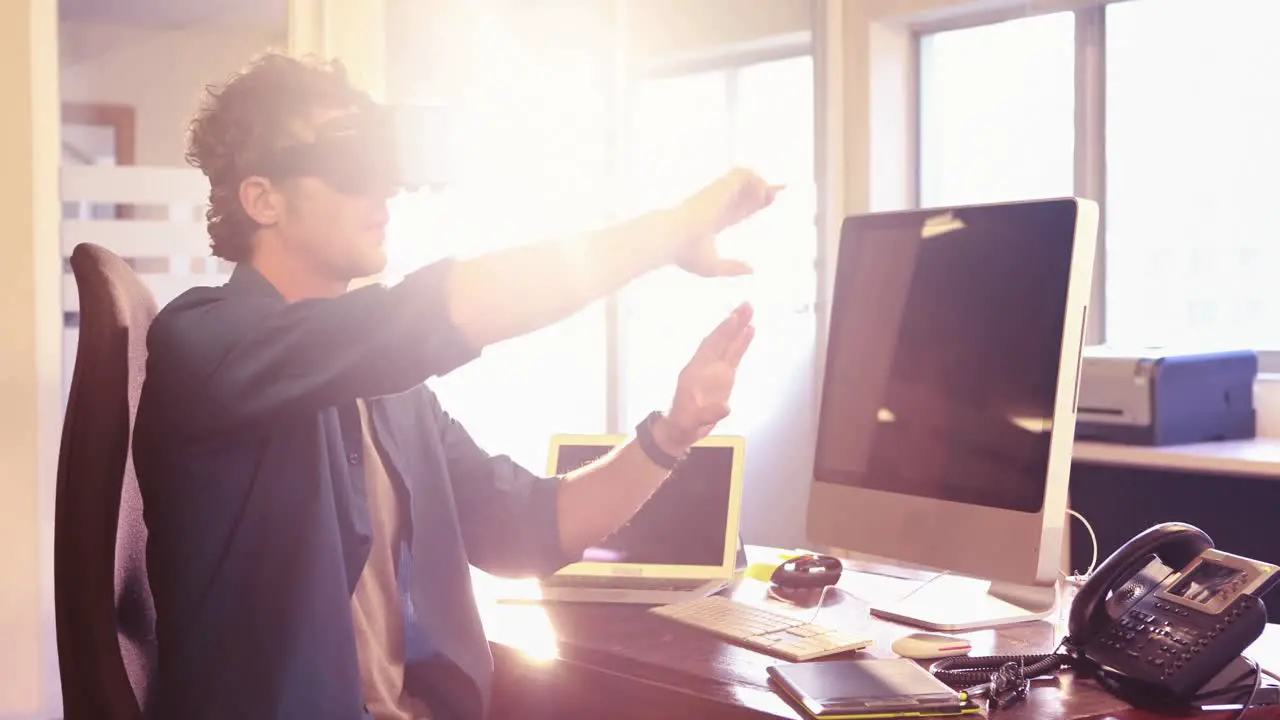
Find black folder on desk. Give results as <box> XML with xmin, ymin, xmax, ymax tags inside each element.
<box><xmin>766</xmin><ymin>658</ymin><xmax>980</xmax><ymax>719</ymax></box>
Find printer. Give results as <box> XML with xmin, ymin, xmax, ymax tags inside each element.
<box><xmin>1075</xmin><ymin>348</ymin><xmax>1258</xmax><ymax>446</ymax></box>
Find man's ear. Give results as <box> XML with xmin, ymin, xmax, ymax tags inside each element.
<box><xmin>239</xmin><ymin>176</ymin><xmax>282</xmax><ymax>226</ymax></box>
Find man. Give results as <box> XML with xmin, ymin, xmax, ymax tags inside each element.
<box><xmin>132</xmin><ymin>53</ymin><xmax>778</xmax><ymax>720</ymax></box>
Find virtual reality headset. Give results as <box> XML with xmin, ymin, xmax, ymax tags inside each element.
<box><xmin>258</xmin><ymin>103</ymin><xmax>452</xmax><ymax>195</ymax></box>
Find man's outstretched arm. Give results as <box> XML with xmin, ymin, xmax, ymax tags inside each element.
<box><xmin>445</xmin><ymin>169</ymin><xmax>776</xmax><ymax>349</ymax></box>
<box><xmin>150</xmin><ymin>171</ymin><xmax>774</xmax><ymax>436</ymax></box>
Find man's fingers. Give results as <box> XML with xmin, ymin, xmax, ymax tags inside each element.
<box><xmin>696</xmin><ymin>302</ymin><xmax>753</xmax><ymax>358</ymax></box>
<box><xmin>725</xmin><ymin>324</ymin><xmax>755</xmax><ymax>367</ymax></box>
<box><xmin>695</xmin><ymin>312</ymin><xmax>737</xmax><ymax>357</ymax></box>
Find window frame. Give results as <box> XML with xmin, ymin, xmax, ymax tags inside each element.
<box><xmin>634</xmin><ymin>32</ymin><xmax>812</xmax><ymax>79</ymax></box>
<box><xmin>909</xmin><ymin>0</ymin><xmax>1280</xmax><ymax>373</ymax></box>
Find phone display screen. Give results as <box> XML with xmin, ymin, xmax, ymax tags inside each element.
<box><xmin>1167</xmin><ymin>560</ymin><xmax>1245</xmax><ymax>605</ymax></box>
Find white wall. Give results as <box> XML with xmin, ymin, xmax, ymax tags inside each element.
<box><xmin>626</xmin><ymin>0</ymin><xmax>810</xmax><ymax>59</ymax></box>
<box><xmin>3</xmin><ymin>2</ymin><xmax>62</xmax><ymax>717</ymax></box>
<box><xmin>386</xmin><ymin>0</ymin><xmax>812</xmax><ymax>98</ymax></box>
<box><xmin>60</xmin><ymin>22</ymin><xmax>285</xmax><ymax>166</ymax></box>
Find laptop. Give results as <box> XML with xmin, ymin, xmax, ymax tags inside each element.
<box><xmin>536</xmin><ymin>433</ymin><xmax>746</xmax><ymax>605</ymax></box>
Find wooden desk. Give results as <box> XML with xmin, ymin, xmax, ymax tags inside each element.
<box><xmin>475</xmin><ymin>565</ymin><xmax>1280</xmax><ymax>720</ymax></box>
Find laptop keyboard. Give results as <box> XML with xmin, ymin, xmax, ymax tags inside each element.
<box><xmin>541</xmin><ymin>575</ymin><xmax>713</xmax><ymax>592</ymax></box>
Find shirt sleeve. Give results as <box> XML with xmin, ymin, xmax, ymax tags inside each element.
<box><xmin>145</xmin><ymin>259</ymin><xmax>478</xmax><ymax>437</ymax></box>
<box><xmin>428</xmin><ymin>393</ymin><xmax>574</xmax><ymax>578</ymax></box>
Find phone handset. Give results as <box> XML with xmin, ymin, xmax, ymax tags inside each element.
<box><xmin>1065</xmin><ymin>522</ymin><xmax>1213</xmax><ymax>650</ymax></box>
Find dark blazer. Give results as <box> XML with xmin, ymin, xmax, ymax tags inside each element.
<box><xmin>133</xmin><ymin>262</ymin><xmax>570</xmax><ymax>719</ymax></box>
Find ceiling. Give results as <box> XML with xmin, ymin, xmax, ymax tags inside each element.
<box><xmin>59</xmin><ymin>0</ymin><xmax>285</xmax><ymax>29</ymax></box>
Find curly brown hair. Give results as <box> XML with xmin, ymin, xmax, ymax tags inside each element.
<box><xmin>185</xmin><ymin>52</ymin><xmax>373</xmax><ymax>262</ymax></box>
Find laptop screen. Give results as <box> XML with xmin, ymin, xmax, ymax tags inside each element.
<box><xmin>554</xmin><ymin>443</ymin><xmax>736</xmax><ymax>568</ymax></box>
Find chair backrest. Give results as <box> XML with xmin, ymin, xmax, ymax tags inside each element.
<box><xmin>56</xmin><ymin>243</ymin><xmax>159</xmax><ymax>719</ymax></box>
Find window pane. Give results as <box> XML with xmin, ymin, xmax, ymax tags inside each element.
<box><xmin>918</xmin><ymin>12</ymin><xmax>1076</xmax><ymax>207</ymax></box>
<box><xmin>1106</xmin><ymin>0</ymin><xmax>1280</xmax><ymax>350</ymax></box>
<box><xmin>721</xmin><ymin>55</ymin><xmax>820</xmax><ymax>440</ymax></box>
<box><xmin>621</xmin><ymin>71</ymin><xmax>731</xmax><ymax>209</ymax></box>
<box><xmin>619</xmin><ymin>57</ymin><xmax>821</xmax><ymax>551</ymax></box>
<box><xmin>732</xmin><ymin>56</ymin><xmax>818</xmax><ymax>313</ymax></box>
<box><xmin>618</xmin><ymin>70</ymin><xmax>734</xmax><ymax>428</ymax></box>
<box><xmin>618</xmin><ymin>58</ymin><xmax>820</xmax><ymax>430</ymax></box>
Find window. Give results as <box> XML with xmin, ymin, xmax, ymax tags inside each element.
<box><xmin>618</xmin><ymin>55</ymin><xmax>819</xmax><ymax>430</ymax></box>
<box><xmin>618</xmin><ymin>69</ymin><xmax>733</xmax><ymax>428</ymax></box>
<box><xmin>917</xmin><ymin>2</ymin><xmax>1280</xmax><ymax>369</ymax></box>
<box><xmin>1106</xmin><ymin>0</ymin><xmax>1280</xmax><ymax>351</ymax></box>
<box><xmin>918</xmin><ymin>12</ymin><xmax>1076</xmax><ymax>207</ymax></box>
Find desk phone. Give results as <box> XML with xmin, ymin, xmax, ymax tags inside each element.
<box><xmin>932</xmin><ymin>522</ymin><xmax>1277</xmax><ymax>713</ymax></box>
<box><xmin>1076</xmin><ymin>540</ymin><xmax>1275</xmax><ymax>698</ymax></box>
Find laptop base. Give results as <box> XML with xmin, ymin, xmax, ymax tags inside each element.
<box><xmin>503</xmin><ymin>579</ymin><xmax>729</xmax><ymax>606</ymax></box>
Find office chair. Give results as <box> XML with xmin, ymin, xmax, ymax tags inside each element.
<box><xmin>55</xmin><ymin>243</ymin><xmax>158</xmax><ymax>719</ymax></box>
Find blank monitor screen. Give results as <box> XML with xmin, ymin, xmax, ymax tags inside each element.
<box><xmin>554</xmin><ymin>444</ymin><xmax>735</xmax><ymax>567</ymax></box>
<box><xmin>815</xmin><ymin>202</ymin><xmax>1078</xmax><ymax>514</ymax></box>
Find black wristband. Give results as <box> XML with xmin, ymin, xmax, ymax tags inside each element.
<box><xmin>635</xmin><ymin>411</ymin><xmax>683</xmax><ymax>470</ymax></box>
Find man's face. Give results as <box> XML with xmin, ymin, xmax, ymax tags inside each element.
<box><xmin>243</xmin><ymin>108</ymin><xmax>397</xmax><ymax>283</ymax></box>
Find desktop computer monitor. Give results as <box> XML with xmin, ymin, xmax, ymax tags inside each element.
<box><xmin>807</xmin><ymin>197</ymin><xmax>1098</xmax><ymax>631</ymax></box>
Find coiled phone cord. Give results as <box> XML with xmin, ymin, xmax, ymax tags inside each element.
<box><xmin>933</xmin><ymin>649</ymin><xmax>1265</xmax><ymax>719</ymax></box>
<box><xmin>927</xmin><ymin>637</ymin><xmax>1078</xmax><ymax>712</ymax></box>
<box><xmin>928</xmin><ymin>650</ymin><xmax>1074</xmax><ymax>689</ymax></box>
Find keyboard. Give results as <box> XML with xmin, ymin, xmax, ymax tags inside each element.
<box><xmin>649</xmin><ymin>595</ymin><xmax>873</xmax><ymax>662</ymax></box>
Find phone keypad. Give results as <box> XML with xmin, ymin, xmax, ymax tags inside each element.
<box><xmin>1091</xmin><ymin>595</ymin><xmax>1263</xmax><ymax>695</ymax></box>
<box><xmin>1094</xmin><ymin>610</ymin><xmax>1199</xmax><ymax>678</ymax></box>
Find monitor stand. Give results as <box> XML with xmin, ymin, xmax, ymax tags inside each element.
<box><xmin>869</xmin><ymin>574</ymin><xmax>1058</xmax><ymax>632</ymax></box>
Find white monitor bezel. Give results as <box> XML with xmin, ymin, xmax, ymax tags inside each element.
<box><xmin>806</xmin><ymin>197</ymin><xmax>1099</xmax><ymax>587</ymax></box>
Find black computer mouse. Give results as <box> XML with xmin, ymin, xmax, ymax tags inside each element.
<box><xmin>770</xmin><ymin>553</ymin><xmax>843</xmax><ymax>590</ymax></box>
